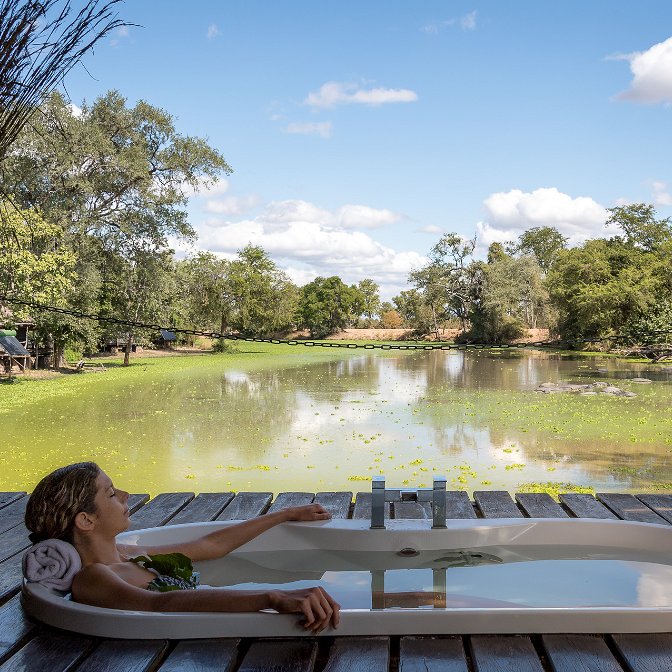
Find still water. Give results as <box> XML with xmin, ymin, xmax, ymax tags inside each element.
<box><xmin>2</xmin><ymin>350</ymin><xmax>671</xmax><ymax>493</ymax></box>
<box><xmin>199</xmin><ymin>545</ymin><xmax>672</xmax><ymax>609</ymax></box>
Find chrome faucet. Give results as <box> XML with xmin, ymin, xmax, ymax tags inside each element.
<box><xmin>370</xmin><ymin>475</ymin><xmax>386</xmax><ymax>529</ymax></box>
<box><xmin>432</xmin><ymin>475</ymin><xmax>447</xmax><ymax>529</ymax></box>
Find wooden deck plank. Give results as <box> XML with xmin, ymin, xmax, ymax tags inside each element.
<box><xmin>128</xmin><ymin>494</ymin><xmax>150</xmax><ymax>513</ymax></box>
<box><xmin>0</xmin><ymin>495</ymin><xmax>25</xmax><ymax>511</ymax></box>
<box><xmin>166</xmin><ymin>493</ymin><xmax>235</xmax><ymax>525</ymax></box>
<box><xmin>158</xmin><ymin>639</ymin><xmax>239</xmax><ymax>672</ymax></box>
<box><xmin>0</xmin><ymin>596</ymin><xmax>35</xmax><ymax>665</ymax></box>
<box><xmin>74</xmin><ymin>640</ymin><xmax>168</xmax><ymax>672</ymax></box>
<box><xmin>611</xmin><ymin>634</ymin><xmax>672</xmax><ymax>672</ymax></box>
<box><xmin>597</xmin><ymin>493</ymin><xmax>669</xmax><ymax>524</ymax></box>
<box><xmin>516</xmin><ymin>493</ymin><xmax>568</xmax><ymax>518</ymax></box>
<box><xmin>473</xmin><ymin>491</ymin><xmax>523</xmax><ymax>518</ymax></box>
<box><xmin>0</xmin><ymin>499</ymin><xmax>27</xmax><ymax>536</ymax></box>
<box><xmin>0</xmin><ymin>631</ymin><xmax>94</xmax><ymax>672</ymax></box>
<box><xmin>399</xmin><ymin>636</ymin><xmax>468</xmax><ymax>671</ymax></box>
<box><xmin>238</xmin><ymin>640</ymin><xmax>318</xmax><ymax>672</ymax></box>
<box><xmin>0</xmin><ymin>524</ymin><xmax>29</xmax><ymax>564</ymax></box>
<box><xmin>636</xmin><ymin>494</ymin><xmax>672</xmax><ymax>525</ymax></box>
<box><xmin>559</xmin><ymin>494</ymin><xmax>617</xmax><ymax>519</ymax></box>
<box><xmin>542</xmin><ymin>635</ymin><xmax>623</xmax><ymax>672</ymax></box>
<box><xmin>470</xmin><ymin>635</ymin><xmax>544</xmax><ymax>672</ymax></box>
<box><xmin>394</xmin><ymin>501</ymin><xmax>430</xmax><ymax>519</ymax></box>
<box><xmin>127</xmin><ymin>492</ymin><xmax>194</xmax><ymax>530</ymax></box>
<box><xmin>267</xmin><ymin>492</ymin><xmax>315</xmax><ymax>513</ymax></box>
<box><xmin>351</xmin><ymin>492</ymin><xmax>394</xmax><ymax>520</ymax></box>
<box><xmin>323</xmin><ymin>637</ymin><xmax>389</xmax><ymax>672</ymax></box>
<box><xmin>0</xmin><ymin>557</ymin><xmax>24</xmax><ymax>605</ymax></box>
<box><xmin>415</xmin><ymin>491</ymin><xmax>476</xmax><ymax>519</ymax></box>
<box><xmin>314</xmin><ymin>492</ymin><xmax>352</xmax><ymax>519</ymax></box>
<box><xmin>216</xmin><ymin>492</ymin><xmax>272</xmax><ymax>520</ymax></box>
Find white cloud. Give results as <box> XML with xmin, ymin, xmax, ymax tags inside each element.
<box><xmin>419</xmin><ymin>225</ymin><xmax>441</xmax><ymax>234</ymax></box>
<box><xmin>204</xmin><ymin>194</ymin><xmax>260</xmax><ymax>216</ymax></box>
<box><xmin>305</xmin><ymin>81</ymin><xmax>418</xmax><ymax>109</ymax></box>
<box><xmin>653</xmin><ymin>180</ymin><xmax>672</xmax><ymax>206</ymax></box>
<box><xmin>191</xmin><ymin>199</ymin><xmax>423</xmax><ymax>299</ymax></box>
<box><xmin>284</xmin><ymin>121</ymin><xmax>333</xmax><ymax>138</ymax></box>
<box><xmin>207</xmin><ymin>24</ymin><xmax>219</xmax><ymax>39</ymax></box>
<box><xmin>460</xmin><ymin>11</ymin><xmax>477</xmax><ymax>30</ymax></box>
<box><xmin>110</xmin><ymin>26</ymin><xmax>129</xmax><ymax>47</ymax></box>
<box><xmin>68</xmin><ymin>103</ymin><xmax>82</xmax><ymax>118</ymax></box>
<box><xmin>477</xmin><ymin>187</ymin><xmax>612</xmax><ymax>248</ymax></box>
<box><xmin>615</xmin><ymin>36</ymin><xmax>672</xmax><ymax>103</ymax></box>
<box><xmin>182</xmin><ymin>177</ymin><xmax>230</xmax><ymax>198</ymax></box>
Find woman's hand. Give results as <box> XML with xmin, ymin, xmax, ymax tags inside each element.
<box><xmin>284</xmin><ymin>503</ymin><xmax>332</xmax><ymax>522</ymax></box>
<box><xmin>269</xmin><ymin>587</ymin><xmax>340</xmax><ymax>632</ymax></box>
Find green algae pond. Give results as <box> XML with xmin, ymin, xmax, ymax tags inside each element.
<box><xmin>1</xmin><ymin>343</ymin><xmax>671</xmax><ymax>497</ymax></box>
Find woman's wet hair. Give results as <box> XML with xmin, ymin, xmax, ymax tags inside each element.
<box><xmin>25</xmin><ymin>462</ymin><xmax>100</xmax><ymax>544</ymax></box>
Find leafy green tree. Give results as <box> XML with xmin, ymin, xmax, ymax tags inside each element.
<box><xmin>297</xmin><ymin>276</ymin><xmax>364</xmax><ymax>338</ymax></box>
<box><xmin>355</xmin><ymin>279</ymin><xmax>381</xmax><ymax>326</ymax></box>
<box><xmin>507</xmin><ymin>226</ymin><xmax>568</xmax><ymax>273</ymax></box>
<box><xmin>392</xmin><ymin>289</ymin><xmax>434</xmax><ymax>332</ymax></box>
<box><xmin>606</xmin><ymin>203</ymin><xmax>672</xmax><ymax>252</ymax></box>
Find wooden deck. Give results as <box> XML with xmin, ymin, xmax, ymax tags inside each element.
<box><xmin>2</xmin><ymin>488</ymin><xmax>672</xmax><ymax>671</ymax></box>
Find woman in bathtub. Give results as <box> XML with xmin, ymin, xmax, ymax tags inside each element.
<box><xmin>24</xmin><ymin>462</ymin><xmax>340</xmax><ymax>633</ymax></box>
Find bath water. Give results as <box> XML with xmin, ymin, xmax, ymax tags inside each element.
<box><xmin>197</xmin><ymin>545</ymin><xmax>672</xmax><ymax>609</ymax></box>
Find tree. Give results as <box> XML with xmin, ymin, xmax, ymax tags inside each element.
<box><xmin>297</xmin><ymin>276</ymin><xmax>364</xmax><ymax>338</ymax></box>
<box><xmin>507</xmin><ymin>226</ymin><xmax>567</xmax><ymax>273</ymax></box>
<box><xmin>3</xmin><ymin>90</ymin><xmax>231</xmax><ymax>364</ymax></box>
<box><xmin>0</xmin><ymin>200</ymin><xmax>76</xmax><ymax>320</ymax></box>
<box><xmin>392</xmin><ymin>289</ymin><xmax>433</xmax><ymax>333</ymax></box>
<box><xmin>355</xmin><ymin>279</ymin><xmax>380</xmax><ymax>326</ymax></box>
<box><xmin>606</xmin><ymin>203</ymin><xmax>672</xmax><ymax>252</ymax></box>
<box><xmin>0</xmin><ymin>0</ymin><xmax>125</xmax><ymax>162</ymax></box>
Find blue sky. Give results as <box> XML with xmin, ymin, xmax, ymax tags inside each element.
<box><xmin>63</xmin><ymin>1</ymin><xmax>672</xmax><ymax>299</ymax></box>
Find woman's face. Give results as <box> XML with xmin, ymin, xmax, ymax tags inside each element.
<box><xmin>91</xmin><ymin>470</ymin><xmax>130</xmax><ymax>535</ymax></box>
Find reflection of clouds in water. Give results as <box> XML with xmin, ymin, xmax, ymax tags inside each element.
<box><xmin>634</xmin><ymin>563</ymin><xmax>672</xmax><ymax>607</ymax></box>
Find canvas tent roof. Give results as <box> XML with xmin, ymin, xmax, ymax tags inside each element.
<box><xmin>160</xmin><ymin>329</ymin><xmax>177</xmax><ymax>341</ymax></box>
<box><xmin>0</xmin><ymin>335</ymin><xmax>30</xmax><ymax>356</ymax></box>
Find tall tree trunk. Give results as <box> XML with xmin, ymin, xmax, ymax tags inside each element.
<box><xmin>123</xmin><ymin>332</ymin><xmax>133</xmax><ymax>366</ymax></box>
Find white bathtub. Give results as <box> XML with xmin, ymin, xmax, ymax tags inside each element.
<box><xmin>21</xmin><ymin>517</ymin><xmax>672</xmax><ymax>638</ymax></box>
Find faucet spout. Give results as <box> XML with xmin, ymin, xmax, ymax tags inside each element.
<box><xmin>370</xmin><ymin>475</ymin><xmax>386</xmax><ymax>529</ymax></box>
<box><xmin>432</xmin><ymin>475</ymin><xmax>447</xmax><ymax>529</ymax></box>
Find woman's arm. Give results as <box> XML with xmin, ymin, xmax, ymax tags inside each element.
<box><xmin>72</xmin><ymin>563</ymin><xmax>340</xmax><ymax>632</ymax></box>
<box><xmin>119</xmin><ymin>504</ymin><xmax>331</xmax><ymax>562</ymax></box>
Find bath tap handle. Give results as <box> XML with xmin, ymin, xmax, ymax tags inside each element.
<box><xmin>432</xmin><ymin>475</ymin><xmax>447</xmax><ymax>529</ymax></box>
<box><xmin>370</xmin><ymin>475</ymin><xmax>386</xmax><ymax>529</ymax></box>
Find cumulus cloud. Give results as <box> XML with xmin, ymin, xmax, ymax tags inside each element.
<box><xmin>419</xmin><ymin>224</ymin><xmax>442</xmax><ymax>234</ymax></box>
<box><xmin>477</xmin><ymin>187</ymin><xmax>611</xmax><ymax>248</ymax></box>
<box><xmin>68</xmin><ymin>103</ymin><xmax>82</xmax><ymax>118</ymax></box>
<box><xmin>191</xmin><ymin>199</ymin><xmax>423</xmax><ymax>298</ymax></box>
<box><xmin>653</xmin><ymin>180</ymin><xmax>672</xmax><ymax>206</ymax></box>
<box><xmin>182</xmin><ymin>177</ymin><xmax>230</xmax><ymax>198</ymax></box>
<box><xmin>614</xmin><ymin>36</ymin><xmax>672</xmax><ymax>103</ymax></box>
<box><xmin>207</xmin><ymin>24</ymin><xmax>220</xmax><ymax>39</ymax></box>
<box><xmin>305</xmin><ymin>81</ymin><xmax>418</xmax><ymax>108</ymax></box>
<box><xmin>284</xmin><ymin>121</ymin><xmax>333</xmax><ymax>138</ymax></box>
<box><xmin>204</xmin><ymin>194</ymin><xmax>260</xmax><ymax>216</ymax></box>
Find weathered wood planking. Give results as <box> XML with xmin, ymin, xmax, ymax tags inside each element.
<box><xmin>597</xmin><ymin>493</ymin><xmax>669</xmax><ymax>524</ymax></box>
<box><xmin>73</xmin><ymin>640</ymin><xmax>168</xmax><ymax>672</ymax></box>
<box><xmin>0</xmin><ymin>631</ymin><xmax>94</xmax><ymax>672</ymax></box>
<box><xmin>237</xmin><ymin>640</ymin><xmax>317</xmax><ymax>672</ymax></box>
<box><xmin>515</xmin><ymin>493</ymin><xmax>568</xmax><ymax>518</ymax></box>
<box><xmin>0</xmin><ymin>495</ymin><xmax>25</xmax><ymax>511</ymax></box>
<box><xmin>542</xmin><ymin>634</ymin><xmax>624</xmax><ymax>672</ymax></box>
<box><xmin>166</xmin><ymin>493</ymin><xmax>234</xmax><ymax>525</ymax></box>
<box><xmin>635</xmin><ymin>494</ymin><xmax>672</xmax><ymax>525</ymax></box>
<box><xmin>0</xmin><ymin>499</ymin><xmax>27</xmax><ymax>536</ymax></box>
<box><xmin>399</xmin><ymin>636</ymin><xmax>468</xmax><ymax>672</ymax></box>
<box><xmin>559</xmin><ymin>493</ymin><xmax>617</xmax><ymax>519</ymax></box>
<box><xmin>322</xmin><ymin>637</ymin><xmax>389</xmax><ymax>672</ymax></box>
<box><xmin>216</xmin><ymin>492</ymin><xmax>272</xmax><ymax>520</ymax></box>
<box><xmin>394</xmin><ymin>500</ymin><xmax>430</xmax><ymax>519</ymax></box>
<box><xmin>127</xmin><ymin>492</ymin><xmax>194</xmax><ymax>530</ymax></box>
<box><xmin>0</xmin><ymin>596</ymin><xmax>35</xmax><ymax>664</ymax></box>
<box><xmin>158</xmin><ymin>639</ymin><xmax>240</xmax><ymax>672</ymax></box>
<box><xmin>473</xmin><ymin>491</ymin><xmax>523</xmax><ymax>518</ymax></box>
<box><xmin>268</xmin><ymin>492</ymin><xmax>315</xmax><ymax>513</ymax></box>
<box><xmin>315</xmin><ymin>492</ymin><xmax>352</xmax><ymax>519</ymax></box>
<box><xmin>611</xmin><ymin>634</ymin><xmax>672</xmax><ymax>672</ymax></box>
<box><xmin>470</xmin><ymin>635</ymin><xmax>544</xmax><ymax>672</ymax></box>
<box><xmin>351</xmin><ymin>491</ymin><xmax>399</xmax><ymax>520</ymax></box>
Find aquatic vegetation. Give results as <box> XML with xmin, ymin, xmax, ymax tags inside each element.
<box><xmin>517</xmin><ymin>481</ymin><xmax>595</xmax><ymax>500</ymax></box>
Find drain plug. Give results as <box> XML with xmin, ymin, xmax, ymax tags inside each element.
<box><xmin>397</xmin><ymin>547</ymin><xmax>420</xmax><ymax>557</ymax></box>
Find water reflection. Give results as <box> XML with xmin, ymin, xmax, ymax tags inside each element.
<box><xmin>2</xmin><ymin>351</ymin><xmax>671</xmax><ymax>494</ymax></box>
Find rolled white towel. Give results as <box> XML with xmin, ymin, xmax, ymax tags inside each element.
<box><xmin>22</xmin><ymin>539</ymin><xmax>82</xmax><ymax>592</ymax></box>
